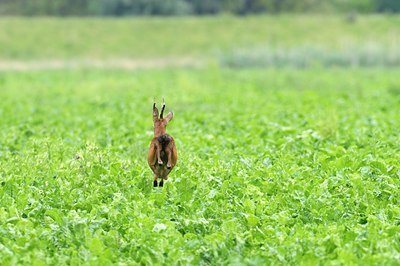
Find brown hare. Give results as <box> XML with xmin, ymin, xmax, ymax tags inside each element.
<box><xmin>147</xmin><ymin>98</ymin><xmax>178</xmax><ymax>187</ymax></box>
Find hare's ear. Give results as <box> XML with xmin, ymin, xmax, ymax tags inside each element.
<box><xmin>160</xmin><ymin>97</ymin><xmax>166</xmax><ymax>119</ymax></box>
<box><xmin>164</xmin><ymin>111</ymin><xmax>173</xmax><ymax>124</ymax></box>
<box><xmin>153</xmin><ymin>98</ymin><xmax>159</xmax><ymax>123</ymax></box>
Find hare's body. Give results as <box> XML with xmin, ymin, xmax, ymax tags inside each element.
<box><xmin>148</xmin><ymin>99</ymin><xmax>177</xmax><ymax>187</ymax></box>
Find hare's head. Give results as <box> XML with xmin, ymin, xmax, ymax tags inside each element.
<box><xmin>152</xmin><ymin>97</ymin><xmax>173</xmax><ymax>136</ymax></box>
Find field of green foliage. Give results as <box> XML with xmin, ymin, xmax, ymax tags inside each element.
<box><xmin>1</xmin><ymin>15</ymin><xmax>400</xmax><ymax>265</ymax></box>
<box><xmin>1</xmin><ymin>68</ymin><xmax>400</xmax><ymax>264</ymax></box>
<box><xmin>0</xmin><ymin>15</ymin><xmax>399</xmax><ymax>60</ymax></box>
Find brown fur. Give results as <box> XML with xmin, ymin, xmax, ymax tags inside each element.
<box><xmin>147</xmin><ymin>99</ymin><xmax>178</xmax><ymax>187</ymax></box>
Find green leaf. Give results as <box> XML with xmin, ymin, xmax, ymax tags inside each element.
<box><xmin>45</xmin><ymin>209</ymin><xmax>63</xmax><ymax>225</ymax></box>
<box><xmin>88</xmin><ymin>238</ymin><xmax>105</xmax><ymax>256</ymax></box>
<box><xmin>247</xmin><ymin>214</ymin><xmax>260</xmax><ymax>227</ymax></box>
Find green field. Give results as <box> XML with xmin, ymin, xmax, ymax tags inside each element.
<box><xmin>0</xmin><ymin>15</ymin><xmax>399</xmax><ymax>60</ymax></box>
<box><xmin>1</xmin><ymin>16</ymin><xmax>400</xmax><ymax>265</ymax></box>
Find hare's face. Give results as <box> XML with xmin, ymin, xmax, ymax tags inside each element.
<box><xmin>152</xmin><ymin>98</ymin><xmax>173</xmax><ymax>135</ymax></box>
<box><xmin>154</xmin><ymin>112</ymin><xmax>173</xmax><ymax>127</ymax></box>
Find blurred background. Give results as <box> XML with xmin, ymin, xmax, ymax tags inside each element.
<box><xmin>0</xmin><ymin>0</ymin><xmax>399</xmax><ymax>71</ymax></box>
<box><xmin>0</xmin><ymin>0</ymin><xmax>399</xmax><ymax>16</ymax></box>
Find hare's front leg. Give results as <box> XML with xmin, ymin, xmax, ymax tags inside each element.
<box><xmin>166</xmin><ymin>149</ymin><xmax>172</xmax><ymax>169</ymax></box>
<box><xmin>155</xmin><ymin>141</ymin><xmax>163</xmax><ymax>165</ymax></box>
